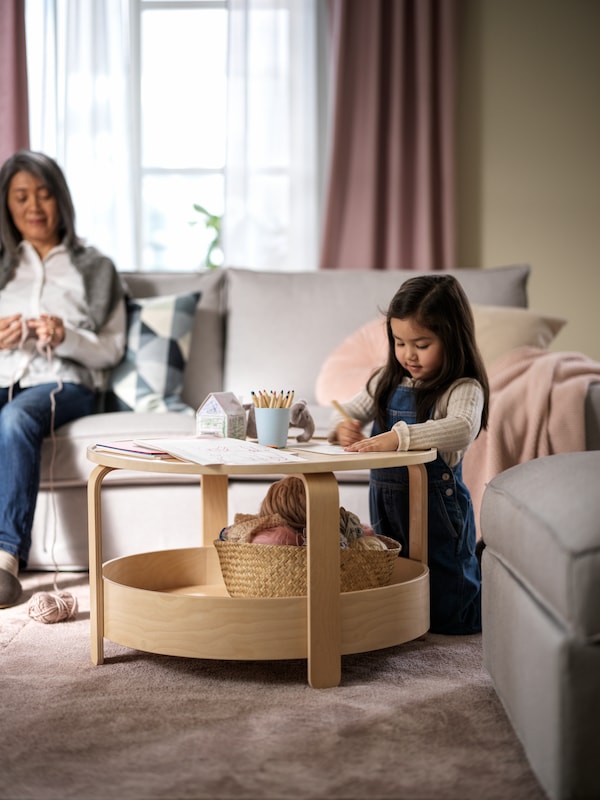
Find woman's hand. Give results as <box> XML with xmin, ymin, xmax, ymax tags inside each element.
<box><xmin>0</xmin><ymin>314</ymin><xmax>24</xmax><ymax>350</ymax></box>
<box><xmin>345</xmin><ymin>430</ymin><xmax>399</xmax><ymax>453</ymax></box>
<box><xmin>335</xmin><ymin>419</ymin><xmax>364</xmax><ymax>447</ymax></box>
<box><xmin>27</xmin><ymin>314</ymin><xmax>65</xmax><ymax>348</ymax></box>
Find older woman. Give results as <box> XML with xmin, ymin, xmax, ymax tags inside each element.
<box><xmin>0</xmin><ymin>150</ymin><xmax>126</xmax><ymax>607</ymax></box>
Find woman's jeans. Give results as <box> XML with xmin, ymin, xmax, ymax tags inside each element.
<box><xmin>0</xmin><ymin>382</ymin><xmax>96</xmax><ymax>567</ymax></box>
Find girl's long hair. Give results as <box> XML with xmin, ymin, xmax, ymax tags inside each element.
<box><xmin>368</xmin><ymin>274</ymin><xmax>489</xmax><ymax>434</ymax></box>
<box><xmin>0</xmin><ymin>150</ymin><xmax>83</xmax><ymax>263</ymax></box>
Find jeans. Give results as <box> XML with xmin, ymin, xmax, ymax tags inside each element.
<box><xmin>370</xmin><ymin>459</ymin><xmax>482</xmax><ymax>635</ymax></box>
<box><xmin>0</xmin><ymin>382</ymin><xmax>96</xmax><ymax>567</ymax></box>
<box><xmin>369</xmin><ymin>383</ymin><xmax>482</xmax><ymax>635</ymax></box>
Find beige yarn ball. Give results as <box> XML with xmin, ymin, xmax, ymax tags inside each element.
<box><xmin>27</xmin><ymin>591</ymin><xmax>78</xmax><ymax>624</ymax></box>
<box><xmin>260</xmin><ymin>476</ymin><xmax>306</xmax><ymax>530</ymax></box>
<box><xmin>349</xmin><ymin>536</ymin><xmax>388</xmax><ymax>551</ymax></box>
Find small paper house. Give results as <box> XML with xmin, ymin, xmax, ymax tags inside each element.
<box><xmin>196</xmin><ymin>392</ymin><xmax>246</xmax><ymax>439</ymax></box>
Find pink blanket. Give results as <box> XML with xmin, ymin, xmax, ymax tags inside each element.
<box><xmin>462</xmin><ymin>346</ymin><xmax>600</xmax><ymax>537</ymax></box>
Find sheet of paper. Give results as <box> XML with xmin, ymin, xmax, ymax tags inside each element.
<box><xmin>292</xmin><ymin>442</ymin><xmax>356</xmax><ymax>456</ymax></box>
<box><xmin>135</xmin><ymin>436</ymin><xmax>307</xmax><ymax>466</ymax></box>
<box><xmin>94</xmin><ymin>440</ymin><xmax>173</xmax><ymax>458</ymax></box>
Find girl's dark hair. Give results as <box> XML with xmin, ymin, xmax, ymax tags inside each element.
<box><xmin>0</xmin><ymin>150</ymin><xmax>83</xmax><ymax>262</ymax></box>
<box><xmin>369</xmin><ymin>274</ymin><xmax>489</xmax><ymax>433</ymax></box>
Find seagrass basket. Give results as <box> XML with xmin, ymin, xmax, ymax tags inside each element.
<box><xmin>213</xmin><ymin>535</ymin><xmax>401</xmax><ymax>598</ymax></box>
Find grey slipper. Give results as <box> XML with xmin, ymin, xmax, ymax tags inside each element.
<box><xmin>0</xmin><ymin>569</ymin><xmax>22</xmax><ymax>608</ymax></box>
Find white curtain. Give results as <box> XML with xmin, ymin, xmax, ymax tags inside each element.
<box><xmin>25</xmin><ymin>0</ymin><xmax>137</xmax><ymax>270</ymax></box>
<box><xmin>25</xmin><ymin>0</ymin><xmax>320</xmax><ymax>273</ymax></box>
<box><xmin>224</xmin><ymin>0</ymin><xmax>319</xmax><ymax>271</ymax></box>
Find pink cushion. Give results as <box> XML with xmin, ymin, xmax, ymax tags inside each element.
<box><xmin>315</xmin><ymin>318</ymin><xmax>387</xmax><ymax>405</ymax></box>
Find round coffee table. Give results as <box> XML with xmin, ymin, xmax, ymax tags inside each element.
<box><xmin>87</xmin><ymin>444</ymin><xmax>436</xmax><ymax>688</ymax></box>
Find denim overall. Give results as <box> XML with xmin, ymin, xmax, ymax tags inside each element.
<box><xmin>369</xmin><ymin>385</ymin><xmax>481</xmax><ymax>634</ymax></box>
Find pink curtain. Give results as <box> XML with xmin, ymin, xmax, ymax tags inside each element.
<box><xmin>0</xmin><ymin>0</ymin><xmax>30</xmax><ymax>164</ymax></box>
<box><xmin>319</xmin><ymin>0</ymin><xmax>456</xmax><ymax>272</ymax></box>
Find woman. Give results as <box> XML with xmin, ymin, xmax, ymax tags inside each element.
<box><xmin>0</xmin><ymin>150</ymin><xmax>126</xmax><ymax>607</ymax></box>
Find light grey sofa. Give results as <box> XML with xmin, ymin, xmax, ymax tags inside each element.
<box><xmin>480</xmin><ymin>452</ymin><xmax>600</xmax><ymax>800</ymax></box>
<box><xmin>29</xmin><ymin>264</ymin><xmax>599</xmax><ymax>570</ymax></box>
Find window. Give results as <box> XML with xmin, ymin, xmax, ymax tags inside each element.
<box><xmin>139</xmin><ymin>1</ymin><xmax>227</xmax><ymax>270</ymax></box>
<box><xmin>25</xmin><ymin>0</ymin><xmax>323</xmax><ymax>273</ymax></box>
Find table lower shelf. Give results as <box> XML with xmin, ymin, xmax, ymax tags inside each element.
<box><xmin>101</xmin><ymin>547</ymin><xmax>429</xmax><ymax>661</ymax></box>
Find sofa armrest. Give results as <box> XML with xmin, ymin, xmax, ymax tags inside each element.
<box><xmin>585</xmin><ymin>382</ymin><xmax>600</xmax><ymax>450</ymax></box>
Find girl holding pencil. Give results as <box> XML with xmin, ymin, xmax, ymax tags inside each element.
<box><xmin>328</xmin><ymin>275</ymin><xmax>489</xmax><ymax>635</ymax></box>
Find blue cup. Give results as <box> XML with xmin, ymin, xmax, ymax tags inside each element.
<box><xmin>254</xmin><ymin>407</ymin><xmax>291</xmax><ymax>448</ymax></box>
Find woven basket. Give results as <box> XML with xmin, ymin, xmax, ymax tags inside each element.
<box><xmin>213</xmin><ymin>536</ymin><xmax>401</xmax><ymax>598</ymax></box>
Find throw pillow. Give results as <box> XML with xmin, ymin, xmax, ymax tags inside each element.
<box><xmin>471</xmin><ymin>304</ymin><xmax>566</xmax><ymax>370</ymax></box>
<box><xmin>315</xmin><ymin>305</ymin><xmax>566</xmax><ymax>405</ymax></box>
<box><xmin>315</xmin><ymin>318</ymin><xmax>387</xmax><ymax>406</ymax></box>
<box><xmin>105</xmin><ymin>291</ymin><xmax>201</xmax><ymax>413</ymax></box>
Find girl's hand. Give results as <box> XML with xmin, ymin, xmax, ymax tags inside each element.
<box><xmin>335</xmin><ymin>419</ymin><xmax>364</xmax><ymax>447</ymax></box>
<box><xmin>27</xmin><ymin>314</ymin><xmax>65</xmax><ymax>348</ymax></box>
<box><xmin>345</xmin><ymin>430</ymin><xmax>399</xmax><ymax>453</ymax></box>
<box><xmin>0</xmin><ymin>314</ymin><xmax>24</xmax><ymax>350</ymax></box>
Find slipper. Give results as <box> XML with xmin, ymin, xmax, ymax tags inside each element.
<box><xmin>0</xmin><ymin>568</ymin><xmax>22</xmax><ymax>608</ymax></box>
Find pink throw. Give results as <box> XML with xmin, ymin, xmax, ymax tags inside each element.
<box><xmin>462</xmin><ymin>346</ymin><xmax>600</xmax><ymax>537</ymax></box>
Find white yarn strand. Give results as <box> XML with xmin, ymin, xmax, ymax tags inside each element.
<box><xmin>13</xmin><ymin>327</ymin><xmax>78</xmax><ymax>624</ymax></box>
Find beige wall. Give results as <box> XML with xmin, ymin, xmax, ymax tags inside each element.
<box><xmin>457</xmin><ymin>0</ymin><xmax>600</xmax><ymax>361</ymax></box>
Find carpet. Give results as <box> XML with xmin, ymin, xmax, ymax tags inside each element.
<box><xmin>0</xmin><ymin>571</ymin><xmax>547</xmax><ymax>800</ymax></box>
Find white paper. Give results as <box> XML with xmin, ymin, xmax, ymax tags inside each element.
<box><xmin>135</xmin><ymin>436</ymin><xmax>307</xmax><ymax>466</ymax></box>
<box><xmin>292</xmin><ymin>442</ymin><xmax>357</xmax><ymax>456</ymax></box>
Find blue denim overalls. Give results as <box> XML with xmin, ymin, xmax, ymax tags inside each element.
<box><xmin>369</xmin><ymin>384</ymin><xmax>482</xmax><ymax>634</ymax></box>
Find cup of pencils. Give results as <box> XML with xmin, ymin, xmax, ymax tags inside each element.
<box><xmin>251</xmin><ymin>389</ymin><xmax>294</xmax><ymax>448</ymax></box>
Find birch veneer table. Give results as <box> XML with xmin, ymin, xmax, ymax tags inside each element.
<box><xmin>86</xmin><ymin>444</ymin><xmax>436</xmax><ymax>688</ymax></box>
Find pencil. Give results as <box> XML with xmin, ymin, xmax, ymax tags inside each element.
<box><xmin>332</xmin><ymin>399</ymin><xmax>352</xmax><ymax>422</ymax></box>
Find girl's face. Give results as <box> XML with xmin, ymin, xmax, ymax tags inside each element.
<box><xmin>7</xmin><ymin>170</ymin><xmax>61</xmax><ymax>258</ymax></box>
<box><xmin>390</xmin><ymin>317</ymin><xmax>444</xmax><ymax>381</ymax></box>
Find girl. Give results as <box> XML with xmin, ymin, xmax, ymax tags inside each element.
<box><xmin>329</xmin><ymin>274</ymin><xmax>489</xmax><ymax>634</ymax></box>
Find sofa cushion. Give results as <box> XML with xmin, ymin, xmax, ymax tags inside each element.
<box><xmin>315</xmin><ymin>304</ymin><xmax>565</xmax><ymax>404</ymax></box>
<box><xmin>41</xmin><ymin>411</ymin><xmax>196</xmax><ymax>487</ymax></box>
<box><xmin>105</xmin><ymin>291</ymin><xmax>200</xmax><ymax>413</ymax></box>
<box><xmin>472</xmin><ymin>305</ymin><xmax>565</xmax><ymax>369</ymax></box>
<box><xmin>224</xmin><ymin>264</ymin><xmax>531</xmax><ymax>405</ymax></box>
<box><xmin>480</xmin><ymin>452</ymin><xmax>600</xmax><ymax>642</ymax></box>
<box><xmin>119</xmin><ymin>269</ymin><xmax>226</xmax><ymax>409</ymax></box>
<box><xmin>315</xmin><ymin>318</ymin><xmax>387</xmax><ymax>405</ymax></box>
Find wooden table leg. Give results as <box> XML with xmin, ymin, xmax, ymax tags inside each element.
<box><xmin>87</xmin><ymin>464</ymin><xmax>114</xmax><ymax>665</ymax></box>
<box><xmin>200</xmin><ymin>474</ymin><xmax>229</xmax><ymax>544</ymax></box>
<box><xmin>301</xmin><ymin>472</ymin><xmax>341</xmax><ymax>689</ymax></box>
<box><xmin>407</xmin><ymin>463</ymin><xmax>428</xmax><ymax>564</ymax></box>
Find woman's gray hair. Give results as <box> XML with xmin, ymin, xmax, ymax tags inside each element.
<box><xmin>0</xmin><ymin>150</ymin><xmax>83</xmax><ymax>261</ymax></box>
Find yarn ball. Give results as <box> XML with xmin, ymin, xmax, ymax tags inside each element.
<box><xmin>260</xmin><ymin>476</ymin><xmax>306</xmax><ymax>530</ymax></box>
<box><xmin>251</xmin><ymin>526</ymin><xmax>305</xmax><ymax>545</ymax></box>
<box><xmin>28</xmin><ymin>590</ymin><xmax>78</xmax><ymax>624</ymax></box>
<box><xmin>349</xmin><ymin>536</ymin><xmax>387</xmax><ymax>551</ymax></box>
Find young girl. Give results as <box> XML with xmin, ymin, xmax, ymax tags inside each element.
<box><xmin>329</xmin><ymin>274</ymin><xmax>489</xmax><ymax>635</ymax></box>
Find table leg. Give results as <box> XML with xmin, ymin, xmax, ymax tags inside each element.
<box><xmin>87</xmin><ymin>464</ymin><xmax>114</xmax><ymax>665</ymax></box>
<box><xmin>301</xmin><ymin>472</ymin><xmax>341</xmax><ymax>689</ymax></box>
<box><xmin>200</xmin><ymin>474</ymin><xmax>229</xmax><ymax>543</ymax></box>
<box><xmin>407</xmin><ymin>463</ymin><xmax>428</xmax><ymax>565</ymax></box>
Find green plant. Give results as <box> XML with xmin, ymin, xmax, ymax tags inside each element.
<box><xmin>191</xmin><ymin>203</ymin><xmax>223</xmax><ymax>269</ymax></box>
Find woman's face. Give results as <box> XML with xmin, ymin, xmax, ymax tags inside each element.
<box><xmin>7</xmin><ymin>170</ymin><xmax>61</xmax><ymax>258</ymax></box>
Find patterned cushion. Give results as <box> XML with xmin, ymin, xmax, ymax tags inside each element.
<box><xmin>105</xmin><ymin>291</ymin><xmax>201</xmax><ymax>413</ymax></box>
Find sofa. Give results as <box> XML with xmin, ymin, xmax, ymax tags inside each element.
<box><xmin>480</xmin><ymin>451</ymin><xmax>600</xmax><ymax>800</ymax></box>
<box><xmin>29</xmin><ymin>264</ymin><xmax>600</xmax><ymax>571</ymax></box>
